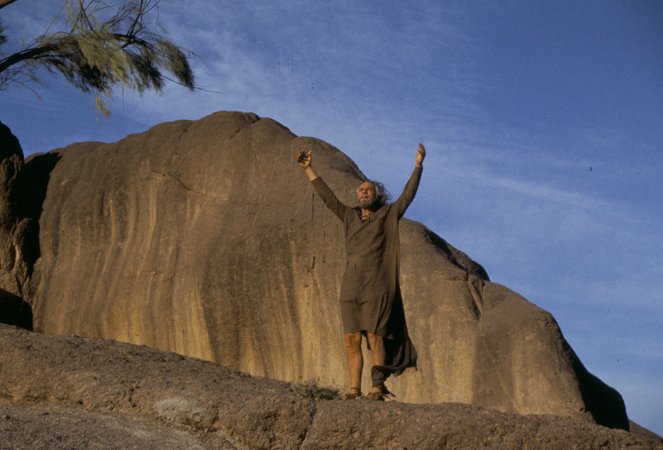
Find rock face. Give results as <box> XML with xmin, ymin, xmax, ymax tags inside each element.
<box><xmin>0</xmin><ymin>121</ymin><xmax>34</xmax><ymax>329</ymax></box>
<box><xmin>3</xmin><ymin>324</ymin><xmax>662</xmax><ymax>449</ymax></box>
<box><xmin>5</xmin><ymin>112</ymin><xmax>627</xmax><ymax>428</ymax></box>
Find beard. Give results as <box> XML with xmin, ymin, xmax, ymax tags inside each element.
<box><xmin>359</xmin><ymin>198</ymin><xmax>376</xmax><ymax>209</ymax></box>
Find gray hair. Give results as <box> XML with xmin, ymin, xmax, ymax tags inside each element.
<box><xmin>360</xmin><ymin>180</ymin><xmax>390</xmax><ymax>208</ymax></box>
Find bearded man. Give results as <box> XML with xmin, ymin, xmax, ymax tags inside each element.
<box><xmin>298</xmin><ymin>144</ymin><xmax>425</xmax><ymax>400</ymax></box>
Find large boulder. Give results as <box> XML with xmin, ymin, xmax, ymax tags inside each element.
<box><xmin>10</xmin><ymin>112</ymin><xmax>627</xmax><ymax>428</ymax></box>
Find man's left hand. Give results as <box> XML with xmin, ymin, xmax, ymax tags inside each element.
<box><xmin>416</xmin><ymin>143</ymin><xmax>426</xmax><ymax>167</ymax></box>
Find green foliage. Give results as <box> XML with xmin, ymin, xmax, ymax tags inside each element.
<box><xmin>0</xmin><ymin>0</ymin><xmax>194</xmax><ymax>115</ymax></box>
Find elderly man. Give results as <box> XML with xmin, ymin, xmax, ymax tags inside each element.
<box><xmin>298</xmin><ymin>144</ymin><xmax>425</xmax><ymax>400</ymax></box>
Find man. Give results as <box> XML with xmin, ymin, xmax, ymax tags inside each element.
<box><xmin>298</xmin><ymin>144</ymin><xmax>425</xmax><ymax>400</ymax></box>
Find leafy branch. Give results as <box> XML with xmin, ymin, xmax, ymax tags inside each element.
<box><xmin>0</xmin><ymin>0</ymin><xmax>195</xmax><ymax>115</ymax></box>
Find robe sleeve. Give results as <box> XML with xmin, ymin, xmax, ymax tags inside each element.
<box><xmin>393</xmin><ymin>166</ymin><xmax>423</xmax><ymax>218</ymax></box>
<box><xmin>311</xmin><ymin>176</ymin><xmax>351</xmax><ymax>221</ymax></box>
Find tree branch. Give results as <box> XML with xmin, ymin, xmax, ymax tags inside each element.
<box><xmin>1</xmin><ymin>0</ymin><xmax>196</xmax><ymax>112</ymax></box>
<box><xmin>0</xmin><ymin>45</ymin><xmax>54</xmax><ymax>74</ymax></box>
<box><xmin>0</xmin><ymin>0</ymin><xmax>19</xmax><ymax>11</ymax></box>
<box><xmin>127</xmin><ymin>0</ymin><xmax>146</xmax><ymax>36</ymax></box>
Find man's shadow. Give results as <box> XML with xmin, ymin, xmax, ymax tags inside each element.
<box><xmin>15</xmin><ymin>151</ymin><xmax>62</xmax><ymax>267</ymax></box>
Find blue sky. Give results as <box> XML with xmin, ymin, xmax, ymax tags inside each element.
<box><xmin>2</xmin><ymin>0</ymin><xmax>662</xmax><ymax>434</ymax></box>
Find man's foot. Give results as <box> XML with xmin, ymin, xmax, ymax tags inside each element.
<box><xmin>366</xmin><ymin>392</ymin><xmax>385</xmax><ymax>401</ymax></box>
<box><xmin>368</xmin><ymin>384</ymin><xmax>393</xmax><ymax>401</ymax></box>
<box><xmin>343</xmin><ymin>387</ymin><xmax>362</xmax><ymax>400</ymax></box>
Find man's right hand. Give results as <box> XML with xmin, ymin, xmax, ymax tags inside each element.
<box><xmin>298</xmin><ymin>150</ymin><xmax>312</xmax><ymax>169</ymax></box>
<box><xmin>298</xmin><ymin>150</ymin><xmax>319</xmax><ymax>181</ymax></box>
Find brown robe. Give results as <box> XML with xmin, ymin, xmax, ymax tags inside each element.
<box><xmin>311</xmin><ymin>166</ymin><xmax>422</xmax><ymax>386</ymax></box>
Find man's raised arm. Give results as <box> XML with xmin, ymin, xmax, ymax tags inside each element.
<box><xmin>298</xmin><ymin>150</ymin><xmax>349</xmax><ymax>221</ymax></box>
<box><xmin>297</xmin><ymin>150</ymin><xmax>319</xmax><ymax>181</ymax></box>
<box><xmin>394</xmin><ymin>143</ymin><xmax>426</xmax><ymax>218</ymax></box>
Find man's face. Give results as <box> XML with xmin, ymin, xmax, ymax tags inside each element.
<box><xmin>357</xmin><ymin>182</ymin><xmax>377</xmax><ymax>208</ymax></box>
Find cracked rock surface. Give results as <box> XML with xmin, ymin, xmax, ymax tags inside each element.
<box><xmin>1</xmin><ymin>324</ymin><xmax>661</xmax><ymax>449</ymax></box>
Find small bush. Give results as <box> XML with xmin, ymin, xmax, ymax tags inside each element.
<box><xmin>291</xmin><ymin>379</ymin><xmax>340</xmax><ymax>400</ymax></box>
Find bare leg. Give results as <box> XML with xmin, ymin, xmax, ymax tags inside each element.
<box><xmin>344</xmin><ymin>331</ymin><xmax>363</xmax><ymax>395</ymax></box>
<box><xmin>367</xmin><ymin>333</ymin><xmax>386</xmax><ymax>394</ymax></box>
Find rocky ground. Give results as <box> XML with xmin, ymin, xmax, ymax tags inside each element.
<box><xmin>1</xmin><ymin>324</ymin><xmax>661</xmax><ymax>449</ymax></box>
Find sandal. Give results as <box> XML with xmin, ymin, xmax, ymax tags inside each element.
<box><xmin>368</xmin><ymin>384</ymin><xmax>393</xmax><ymax>401</ymax></box>
<box><xmin>343</xmin><ymin>387</ymin><xmax>362</xmax><ymax>400</ymax></box>
<box><xmin>366</xmin><ymin>392</ymin><xmax>385</xmax><ymax>401</ymax></box>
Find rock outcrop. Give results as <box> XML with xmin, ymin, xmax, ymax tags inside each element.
<box><xmin>4</xmin><ymin>112</ymin><xmax>627</xmax><ymax>428</ymax></box>
<box><xmin>0</xmin><ymin>121</ymin><xmax>35</xmax><ymax>329</ymax></box>
<box><xmin>2</xmin><ymin>324</ymin><xmax>661</xmax><ymax>449</ymax></box>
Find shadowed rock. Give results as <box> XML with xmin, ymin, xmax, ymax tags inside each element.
<box><xmin>0</xmin><ymin>121</ymin><xmax>35</xmax><ymax>314</ymax></box>
<box><xmin>2</xmin><ymin>112</ymin><xmax>628</xmax><ymax>428</ymax></box>
<box><xmin>0</xmin><ymin>288</ymin><xmax>32</xmax><ymax>329</ymax></box>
